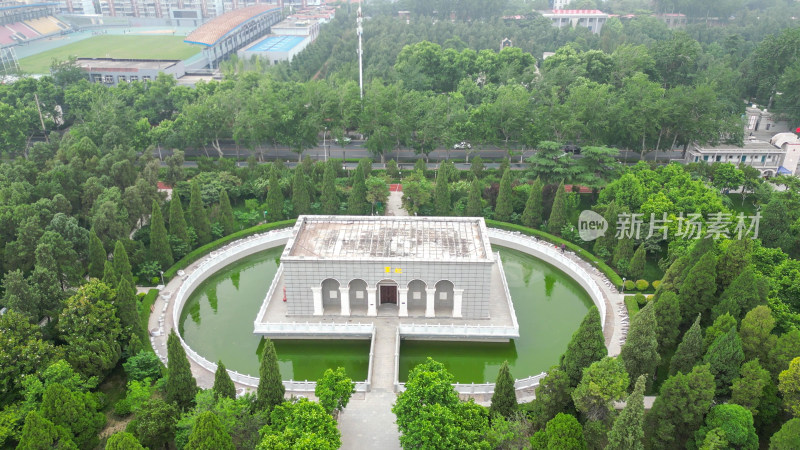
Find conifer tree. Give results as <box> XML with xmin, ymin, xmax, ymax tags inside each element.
<box><xmin>291</xmin><ymin>167</ymin><xmax>311</xmax><ymax>217</ymax></box>
<box><xmin>612</xmin><ymin>237</ymin><xmax>634</xmax><ymax>273</ymax></box>
<box><xmin>166</xmin><ymin>329</ymin><xmax>198</xmax><ymax>411</ymax></box>
<box><xmin>40</xmin><ymin>383</ymin><xmax>105</xmax><ymax>450</ymax></box>
<box><xmin>88</xmin><ymin>230</ymin><xmax>105</xmax><ymax>279</ymax></box>
<box><xmin>527</xmin><ymin>366</ymin><xmax>574</xmax><ymax>431</ymax></box>
<box><xmin>494</xmin><ymin>170</ymin><xmax>513</xmax><ymax>222</ymax></box>
<box><xmin>679</xmin><ymin>251</ymin><xmax>717</xmax><ymax>323</ymax></box>
<box><xmin>670</xmin><ymin>314</ymin><xmax>704</xmax><ymax>376</ymax></box>
<box><xmin>185</xmin><ymin>411</ymin><xmax>234</xmax><ymax>450</ymax></box>
<box><xmin>218</xmin><ymin>189</ymin><xmax>235</xmax><ymax>236</ymax></box>
<box><xmin>560</xmin><ymin>307</ymin><xmax>607</xmax><ymax>387</ymax></box>
<box><xmin>115</xmin><ymin>278</ymin><xmax>141</xmax><ymax>339</ymax></box>
<box><xmin>414</xmin><ymin>158</ymin><xmax>427</xmax><ymax>175</ymax></box>
<box><xmin>620</xmin><ymin>302</ymin><xmax>660</xmax><ymax>390</ymax></box>
<box><xmin>255</xmin><ymin>338</ymin><xmax>284</xmax><ymax>413</ymax></box>
<box><xmin>320</xmin><ymin>161</ymin><xmax>339</xmax><ymax>215</ymax></box>
<box><xmin>731</xmin><ymin>359</ymin><xmax>771</xmax><ymax>419</ymax></box>
<box><xmin>169</xmin><ymin>198</ymin><xmax>190</xmax><ymax>247</ymax></box>
<box><xmin>105</xmin><ymin>432</ymin><xmax>145</xmax><ymax>450</ymax></box>
<box><xmin>606</xmin><ymin>375</ymin><xmax>646</xmax><ymax>450</ymax></box>
<box><xmin>593</xmin><ymin>202</ymin><xmax>618</xmax><ymax>260</ymax></box>
<box><xmin>17</xmin><ymin>410</ymin><xmax>76</xmax><ymax>450</ymax></box>
<box><xmin>102</xmin><ymin>260</ymin><xmax>118</xmax><ymax>287</ymax></box>
<box><xmin>113</xmin><ymin>241</ymin><xmax>134</xmax><ymax>294</ymax></box>
<box><xmin>703</xmin><ymin>313</ymin><xmax>737</xmax><ymax>351</ymax></box>
<box><xmin>189</xmin><ymin>181</ymin><xmax>212</xmax><ymax>245</ymax></box>
<box><xmin>266</xmin><ymin>167</ymin><xmax>284</xmax><ymax>222</ymax></box>
<box><xmin>465</xmin><ymin>178</ymin><xmax>483</xmax><ymax>217</ymax></box>
<box><xmin>149</xmin><ymin>200</ymin><xmax>173</xmax><ymax>270</ymax></box>
<box><xmin>434</xmin><ymin>168</ymin><xmax>451</xmax><ymax>216</ymax></box>
<box><xmin>490</xmin><ymin>361</ymin><xmax>517</xmax><ymax>419</ymax></box>
<box><xmin>739</xmin><ymin>305</ymin><xmax>777</xmax><ymax>364</ymax></box>
<box><xmin>653</xmin><ymin>291</ymin><xmax>681</xmax><ymax>351</ymax></box>
<box><xmin>521</xmin><ymin>178</ymin><xmax>544</xmax><ymax>229</ymax></box>
<box><xmin>347</xmin><ymin>165</ymin><xmax>368</xmax><ymax>215</ymax></box>
<box><xmin>548</xmin><ymin>181</ymin><xmax>568</xmax><ymax>235</ymax></box>
<box><xmin>470</xmin><ymin>156</ymin><xmax>484</xmax><ymax>178</ymax></box>
<box><xmin>711</xmin><ymin>266</ymin><xmax>769</xmax><ymax>322</ymax></box>
<box><xmin>628</xmin><ymin>243</ymin><xmax>646</xmax><ymax>280</ymax></box>
<box><xmin>213</xmin><ymin>361</ymin><xmax>236</xmax><ymax>401</ymax></box>
<box><xmin>703</xmin><ymin>326</ymin><xmax>745</xmax><ymax>397</ymax></box>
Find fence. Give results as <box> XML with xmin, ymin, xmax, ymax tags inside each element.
<box><xmin>398</xmin><ymin>322</ymin><xmax>518</xmax><ymax>338</ymax></box>
<box><xmin>396</xmin><ymin>372</ymin><xmax>548</xmax><ymax>395</ymax></box>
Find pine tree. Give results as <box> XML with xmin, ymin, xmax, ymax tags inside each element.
<box><xmin>740</xmin><ymin>305</ymin><xmax>777</xmax><ymax>364</ymax></box>
<box><xmin>40</xmin><ymin>383</ymin><xmax>105</xmax><ymax>450</ymax></box>
<box><xmin>266</xmin><ymin>167</ymin><xmax>284</xmax><ymax>222</ymax></box>
<box><xmin>213</xmin><ymin>361</ymin><xmax>236</xmax><ymax>401</ymax></box>
<box><xmin>465</xmin><ymin>178</ymin><xmax>483</xmax><ymax>217</ymax></box>
<box><xmin>548</xmin><ymin>181</ymin><xmax>568</xmax><ymax>235</ymax></box>
<box><xmin>414</xmin><ymin>158</ymin><xmax>427</xmax><ymax>175</ymax></box>
<box><xmin>113</xmin><ymin>241</ymin><xmax>134</xmax><ymax>294</ymax></box>
<box><xmin>189</xmin><ymin>181</ymin><xmax>212</xmax><ymax>245</ymax></box>
<box><xmin>255</xmin><ymin>338</ymin><xmax>284</xmax><ymax>413</ymax></box>
<box><xmin>102</xmin><ymin>260</ymin><xmax>118</xmax><ymax>287</ymax></box>
<box><xmin>115</xmin><ymin>278</ymin><xmax>141</xmax><ymax>339</ymax></box>
<box><xmin>346</xmin><ymin>165</ymin><xmax>368</xmax><ymax>215</ymax></box>
<box><xmin>184</xmin><ymin>411</ymin><xmax>234</xmax><ymax>450</ymax></box>
<box><xmin>731</xmin><ymin>359</ymin><xmax>771</xmax><ymax>419</ymax></box>
<box><xmin>653</xmin><ymin>291</ymin><xmax>681</xmax><ymax>351</ymax></box>
<box><xmin>703</xmin><ymin>326</ymin><xmax>744</xmax><ymax>397</ymax></box>
<box><xmin>434</xmin><ymin>168</ymin><xmax>451</xmax><ymax>216</ymax></box>
<box><xmin>490</xmin><ymin>361</ymin><xmax>517</xmax><ymax>419</ymax></box>
<box><xmin>105</xmin><ymin>432</ymin><xmax>145</xmax><ymax>450</ymax></box>
<box><xmin>218</xmin><ymin>189</ymin><xmax>235</xmax><ymax>236</ymax></box>
<box><xmin>494</xmin><ymin>169</ymin><xmax>513</xmax><ymax>222</ymax></box>
<box><xmin>320</xmin><ymin>161</ymin><xmax>339</xmax><ymax>215</ymax></box>
<box><xmin>166</xmin><ymin>329</ymin><xmax>198</xmax><ymax>410</ymax></box>
<box><xmin>291</xmin><ymin>167</ymin><xmax>311</xmax><ymax>217</ymax></box>
<box><xmin>149</xmin><ymin>200</ymin><xmax>173</xmax><ymax>270</ymax></box>
<box><xmin>711</xmin><ymin>266</ymin><xmax>769</xmax><ymax>322</ymax></box>
<box><xmin>670</xmin><ymin>314</ymin><xmax>703</xmax><ymax>376</ymax></box>
<box><xmin>612</xmin><ymin>237</ymin><xmax>634</xmax><ymax>273</ymax></box>
<box><xmin>620</xmin><ymin>302</ymin><xmax>660</xmax><ymax>390</ymax></box>
<box><xmin>17</xmin><ymin>410</ymin><xmax>76</xmax><ymax>450</ymax></box>
<box><xmin>679</xmin><ymin>251</ymin><xmax>717</xmax><ymax>323</ymax></box>
<box><xmin>606</xmin><ymin>375</ymin><xmax>646</xmax><ymax>450</ymax></box>
<box><xmin>169</xmin><ymin>198</ymin><xmax>190</xmax><ymax>247</ymax></box>
<box><xmin>88</xmin><ymin>230</ymin><xmax>106</xmax><ymax>279</ymax></box>
<box><xmin>703</xmin><ymin>313</ymin><xmax>737</xmax><ymax>351</ymax></box>
<box><xmin>593</xmin><ymin>202</ymin><xmax>618</xmax><ymax>260</ymax></box>
<box><xmin>470</xmin><ymin>156</ymin><xmax>484</xmax><ymax>178</ymax></box>
<box><xmin>560</xmin><ymin>307</ymin><xmax>607</xmax><ymax>387</ymax></box>
<box><xmin>628</xmin><ymin>243</ymin><xmax>646</xmax><ymax>280</ymax></box>
<box><xmin>521</xmin><ymin>178</ymin><xmax>544</xmax><ymax>229</ymax></box>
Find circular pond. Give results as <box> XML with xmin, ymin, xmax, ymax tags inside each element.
<box><xmin>179</xmin><ymin>245</ymin><xmax>593</xmax><ymax>383</ymax></box>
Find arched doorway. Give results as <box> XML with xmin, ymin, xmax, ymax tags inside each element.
<box><xmin>407</xmin><ymin>280</ymin><xmax>427</xmax><ymax>316</ymax></box>
<box><xmin>321</xmin><ymin>278</ymin><xmax>340</xmax><ymax>315</ymax></box>
<box><xmin>349</xmin><ymin>279</ymin><xmax>368</xmax><ymax>315</ymax></box>
<box><xmin>377</xmin><ymin>279</ymin><xmax>398</xmax><ymax>307</ymax></box>
<box><xmin>435</xmin><ymin>280</ymin><xmax>454</xmax><ymax>317</ymax></box>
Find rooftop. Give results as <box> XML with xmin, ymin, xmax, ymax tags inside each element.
<box><xmin>76</xmin><ymin>58</ymin><xmax>180</xmax><ymax>70</ymax></box>
<box><xmin>284</xmin><ymin>216</ymin><xmax>494</xmax><ymax>262</ymax></box>
<box><xmin>545</xmin><ymin>9</ymin><xmax>608</xmax><ymax>16</ymax></box>
<box><xmin>184</xmin><ymin>4</ymin><xmax>278</xmax><ymax>47</ymax></box>
<box><xmin>244</xmin><ymin>35</ymin><xmax>305</xmax><ymax>53</ymax></box>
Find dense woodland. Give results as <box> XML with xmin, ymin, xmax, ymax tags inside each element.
<box><xmin>1</xmin><ymin>0</ymin><xmax>800</xmax><ymax>448</ymax></box>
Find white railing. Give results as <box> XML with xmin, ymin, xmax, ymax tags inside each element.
<box><xmin>253</xmin><ymin>321</ymin><xmax>374</xmax><ymax>335</ymax></box>
<box><xmin>393</xmin><ymin>327</ymin><xmax>401</xmax><ymax>390</ymax></box>
<box><xmin>495</xmin><ymin>251</ymin><xmax>519</xmax><ymax>330</ymax></box>
<box><xmin>396</xmin><ymin>371</ymin><xmax>548</xmax><ymax>395</ymax></box>
<box><xmin>253</xmin><ymin>263</ymin><xmax>284</xmax><ymax>325</ymax></box>
<box><xmin>365</xmin><ymin>327</ymin><xmax>376</xmax><ymax>392</ymax></box>
<box><xmin>398</xmin><ymin>322</ymin><xmax>518</xmax><ymax>338</ymax></box>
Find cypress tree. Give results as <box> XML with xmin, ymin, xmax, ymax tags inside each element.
<box><xmin>470</xmin><ymin>156</ymin><xmax>484</xmax><ymax>178</ymax></box>
<box><xmin>433</xmin><ymin>168</ymin><xmax>451</xmax><ymax>216</ymax></box>
<box><xmin>346</xmin><ymin>165</ymin><xmax>367</xmax><ymax>215</ymax></box>
<box><xmin>102</xmin><ymin>260</ymin><xmax>118</xmax><ymax>287</ymax></box>
<box><xmin>320</xmin><ymin>161</ymin><xmax>339</xmax><ymax>215</ymax></box>
<box><xmin>548</xmin><ymin>181</ymin><xmax>568</xmax><ymax>235</ymax></box>
<box><xmin>149</xmin><ymin>200</ymin><xmax>173</xmax><ymax>270</ymax></box>
<box><xmin>190</xmin><ymin>182</ymin><xmax>212</xmax><ymax>245</ymax></box>
<box><xmin>521</xmin><ymin>178</ymin><xmax>544</xmax><ymax>229</ymax></box>
<box><xmin>218</xmin><ymin>189</ymin><xmax>235</xmax><ymax>236</ymax></box>
<box><xmin>731</xmin><ymin>359</ymin><xmax>771</xmax><ymax>419</ymax></box>
<box><xmin>292</xmin><ymin>167</ymin><xmax>311</xmax><ymax>217</ymax></box>
<box><xmin>679</xmin><ymin>252</ymin><xmax>717</xmax><ymax>324</ymax></box>
<box><xmin>560</xmin><ymin>307</ymin><xmax>607</xmax><ymax>387</ymax></box>
<box><xmin>184</xmin><ymin>411</ymin><xmax>234</xmax><ymax>450</ymax></box>
<box><xmin>527</xmin><ymin>366</ymin><xmax>574</xmax><ymax>431</ymax></box>
<box><xmin>670</xmin><ymin>314</ymin><xmax>703</xmax><ymax>376</ymax></box>
<box><xmin>17</xmin><ymin>410</ymin><xmax>76</xmax><ymax>450</ymax></box>
<box><xmin>213</xmin><ymin>361</ymin><xmax>236</xmax><ymax>401</ymax></box>
<box><xmin>113</xmin><ymin>241</ymin><xmax>134</xmax><ymax>294</ymax></box>
<box><xmin>739</xmin><ymin>305</ymin><xmax>777</xmax><ymax>364</ymax></box>
<box><xmin>165</xmin><ymin>329</ymin><xmax>198</xmax><ymax>411</ymax></box>
<box><xmin>40</xmin><ymin>383</ymin><xmax>105</xmax><ymax>450</ymax></box>
<box><xmin>490</xmin><ymin>361</ymin><xmax>517</xmax><ymax>419</ymax></box>
<box><xmin>465</xmin><ymin>178</ymin><xmax>483</xmax><ymax>217</ymax></box>
<box><xmin>653</xmin><ymin>291</ymin><xmax>682</xmax><ymax>351</ymax></box>
<box><xmin>620</xmin><ymin>302</ymin><xmax>660</xmax><ymax>390</ymax></box>
<box><xmin>88</xmin><ymin>229</ymin><xmax>106</xmax><ymax>279</ymax></box>
<box><xmin>703</xmin><ymin>326</ymin><xmax>744</xmax><ymax>397</ymax></box>
<box><xmin>612</xmin><ymin>237</ymin><xmax>634</xmax><ymax>273</ymax></box>
<box><xmin>169</xmin><ymin>198</ymin><xmax>190</xmax><ymax>247</ymax></box>
<box><xmin>414</xmin><ymin>158</ymin><xmax>427</xmax><ymax>175</ymax></box>
<box><xmin>106</xmin><ymin>432</ymin><xmax>145</xmax><ymax>450</ymax></box>
<box><xmin>494</xmin><ymin>169</ymin><xmax>513</xmax><ymax>222</ymax></box>
<box><xmin>497</xmin><ymin>157</ymin><xmax>510</xmax><ymax>179</ymax></box>
<box><xmin>703</xmin><ymin>313</ymin><xmax>736</xmax><ymax>352</ymax></box>
<box><xmin>711</xmin><ymin>266</ymin><xmax>769</xmax><ymax>322</ymax></box>
<box><xmin>593</xmin><ymin>202</ymin><xmax>618</xmax><ymax>260</ymax></box>
<box><xmin>606</xmin><ymin>375</ymin><xmax>646</xmax><ymax>450</ymax></box>
<box><xmin>628</xmin><ymin>243</ymin><xmax>646</xmax><ymax>280</ymax></box>
<box><xmin>115</xmin><ymin>278</ymin><xmax>141</xmax><ymax>339</ymax></box>
<box><xmin>255</xmin><ymin>338</ymin><xmax>284</xmax><ymax>413</ymax></box>
<box><xmin>266</xmin><ymin>167</ymin><xmax>284</xmax><ymax>222</ymax></box>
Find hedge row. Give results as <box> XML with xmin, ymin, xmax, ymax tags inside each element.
<box><xmin>624</xmin><ymin>295</ymin><xmax>641</xmax><ymax>318</ymax></box>
<box><xmin>139</xmin><ymin>288</ymin><xmax>159</xmax><ymax>343</ymax></box>
<box><xmin>162</xmin><ymin>219</ymin><xmax>297</xmax><ymax>281</ymax></box>
<box><xmin>485</xmin><ymin>220</ymin><xmax>624</xmax><ymax>289</ymax></box>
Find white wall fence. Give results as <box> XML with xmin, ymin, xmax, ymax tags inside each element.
<box><xmin>253</xmin><ymin>321</ymin><xmax>374</xmax><ymax>336</ymax></box>
<box><xmin>396</xmin><ymin>372</ymin><xmax>548</xmax><ymax>395</ymax></box>
<box><xmin>397</xmin><ymin>323</ymin><xmax>518</xmax><ymax>339</ymax></box>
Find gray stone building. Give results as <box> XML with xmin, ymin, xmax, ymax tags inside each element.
<box><xmin>279</xmin><ymin>216</ymin><xmax>495</xmax><ymax>319</ymax></box>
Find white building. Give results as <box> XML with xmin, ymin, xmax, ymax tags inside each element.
<box><xmin>686</xmin><ymin>133</ymin><xmax>800</xmax><ymax>178</ymax></box>
<box><xmin>541</xmin><ymin>9</ymin><xmax>608</xmax><ymax>34</ymax></box>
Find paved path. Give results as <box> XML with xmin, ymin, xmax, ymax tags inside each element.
<box><xmin>339</xmin><ymin>390</ymin><xmax>401</xmax><ymax>449</ymax></box>
<box><xmin>385</xmin><ymin>191</ymin><xmax>408</xmax><ymax>216</ymax></box>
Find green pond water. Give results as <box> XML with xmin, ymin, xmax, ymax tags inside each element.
<box><xmin>179</xmin><ymin>245</ymin><xmax>593</xmax><ymax>383</ymax></box>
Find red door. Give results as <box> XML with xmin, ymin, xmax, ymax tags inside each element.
<box><xmin>380</xmin><ymin>285</ymin><xmax>397</xmax><ymax>304</ymax></box>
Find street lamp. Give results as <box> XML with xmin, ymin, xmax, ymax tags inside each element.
<box><xmin>323</xmin><ymin>126</ymin><xmax>328</xmax><ymax>162</ymax></box>
<box><xmin>621</xmin><ymin>277</ymin><xmax>626</xmax><ymax>293</ymax></box>
<box><xmin>159</xmin><ymin>271</ymin><xmax>165</xmax><ymax>286</ymax></box>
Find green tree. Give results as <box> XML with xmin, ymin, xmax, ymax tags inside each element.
<box><xmin>525</xmin><ymin>366</ymin><xmax>574</xmax><ymax>431</ymax></box>
<box><xmin>434</xmin><ymin>168</ymin><xmax>451</xmax><ymax>216</ymax></box>
<box><xmin>87</xmin><ymin>230</ymin><xmax>105</xmax><ymax>279</ymax></box>
<box><xmin>132</xmin><ymin>398</ymin><xmax>178</xmax><ymax>450</ymax></box>
<box><xmin>770</xmin><ymin>418</ymin><xmax>800</xmax><ymax>449</ymax></box>
<box><xmin>320</xmin><ymin>161</ymin><xmax>339</xmax><ymax>215</ymax></box>
<box><xmin>740</xmin><ymin>305</ymin><xmax>777</xmax><ymax>364</ymax></box>
<box><xmin>105</xmin><ymin>432</ymin><xmax>144</xmax><ymax>450</ymax></box>
<box><xmin>534</xmin><ymin>413</ymin><xmax>586</xmax><ymax>450</ymax></box>
<box><xmin>644</xmin><ymin>364</ymin><xmax>716</xmax><ymax>449</ymax></box>
<box><xmin>628</xmin><ymin>243</ymin><xmax>646</xmax><ymax>281</ymax></box>
<box><xmin>17</xmin><ymin>410</ymin><xmax>77</xmax><ymax>450</ymax></box>
<box><xmin>101</xmin><ymin>261</ymin><xmax>116</xmax><ymax>288</ymax></box>
<box><xmin>400</xmin><ymin>170</ymin><xmax>433</xmax><ymax>215</ymax></box>
<box><xmin>703</xmin><ymin>313</ymin><xmax>737</xmax><ymax>352</ymax></box>
<box><xmin>620</xmin><ymin>302</ymin><xmax>660</xmax><ymax>390</ymax></box>
<box><xmin>213</xmin><ymin>361</ymin><xmax>236</xmax><ymax>402</ymax></box>
<box><xmin>653</xmin><ymin>291</ymin><xmax>681</xmax><ymax>351</ymax></box>
<box><xmin>112</xmin><ymin>241</ymin><xmax>134</xmax><ymax>295</ymax></box>
<box><xmin>346</xmin><ymin>166</ymin><xmax>368</xmax><ymax>216</ymax></box>
<box><xmin>190</xmin><ymin>181</ymin><xmax>212</xmax><ymax>245</ymax></box>
<box><xmin>561</xmin><ymin>307</ymin><xmax>607</xmax><ymax>387</ymax></box>
<box><xmin>495</xmin><ymin>170</ymin><xmax>513</xmax><ymax>222</ymax></box>
<box><xmin>218</xmin><ymin>189</ymin><xmax>235</xmax><ymax>236</ymax></box>
<box><xmin>291</xmin><ymin>167</ymin><xmax>311</xmax><ymax>217</ymax></box>
<box><xmin>593</xmin><ymin>202</ymin><xmax>619</xmax><ymax>260</ymax></box>
<box><xmin>265</xmin><ymin>167</ymin><xmax>284</xmax><ymax>222</ymax></box>
<box><xmin>365</xmin><ymin>176</ymin><xmax>389</xmax><ymax>215</ymax></box>
<box><xmin>767</xmin><ymin>330</ymin><xmax>800</xmax><ymax>377</ymax></box>
<box><xmin>606</xmin><ymin>375</ymin><xmax>645</xmax><ymax>450</ymax></box>
<box><xmin>471</xmin><ymin>156</ymin><xmax>484</xmax><ymax>178</ymax></box>
<box><xmin>257</xmin><ymin>399</ymin><xmax>340</xmax><ymax>449</ymax></box>
<box><xmin>522</xmin><ymin>178</ymin><xmax>544</xmax><ymax>229</ymax></box>
<box><xmin>115</xmin><ymin>278</ymin><xmax>141</xmax><ymax>340</ymax></box>
<box><xmin>572</xmin><ymin>357</ymin><xmax>629</xmax><ymax>422</ymax></box>
<box><xmin>731</xmin><ymin>359</ymin><xmax>771</xmax><ymax>420</ymax></box>
<box><xmin>40</xmin><ymin>383</ymin><xmax>105</xmax><ymax>450</ymax></box>
<box><xmin>255</xmin><ymin>338</ymin><xmax>284</xmax><ymax>414</ymax></box>
<box><xmin>704</xmin><ymin>326</ymin><xmax>745</xmax><ymax>397</ymax></box>
<box><xmin>779</xmin><ymin>357</ymin><xmax>800</xmax><ymax>417</ymax></box>
<box><xmin>315</xmin><ymin>367</ymin><xmax>355</xmax><ymax>415</ymax></box>
<box><xmin>712</xmin><ymin>266</ymin><xmax>769</xmax><ymax>323</ymax></box>
<box><xmin>490</xmin><ymin>361</ymin><xmax>517</xmax><ymax>419</ymax></box>
<box><xmin>123</xmin><ymin>350</ymin><xmax>163</xmax><ymax>382</ymax></box>
<box><xmin>548</xmin><ymin>181</ymin><xmax>568</xmax><ymax>235</ymax></box>
<box><xmin>465</xmin><ymin>178</ymin><xmax>483</xmax><ymax>217</ymax></box>
<box><xmin>612</xmin><ymin>238</ymin><xmax>634</xmax><ymax>275</ymax></box>
<box><xmin>185</xmin><ymin>411</ymin><xmax>234</xmax><ymax>450</ymax></box>
<box><xmin>694</xmin><ymin>404</ymin><xmax>758</xmax><ymax>450</ymax></box>
<box><xmin>0</xmin><ymin>309</ymin><xmax>58</xmax><ymax>403</ymax></box>
<box><xmin>679</xmin><ymin>252</ymin><xmax>717</xmax><ymax>323</ymax></box>
<box><xmin>149</xmin><ymin>200</ymin><xmax>173</xmax><ymax>270</ymax></box>
<box><xmin>165</xmin><ymin>329</ymin><xmax>198</xmax><ymax>411</ymax></box>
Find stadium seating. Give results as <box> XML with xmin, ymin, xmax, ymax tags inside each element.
<box><xmin>24</xmin><ymin>17</ymin><xmax>62</xmax><ymax>36</ymax></box>
<box><xmin>0</xmin><ymin>26</ymin><xmax>16</xmax><ymax>45</ymax></box>
<box><xmin>5</xmin><ymin>21</ymin><xmax>39</xmax><ymax>40</ymax></box>
<box><xmin>186</xmin><ymin>4</ymin><xmax>277</xmax><ymax>45</ymax></box>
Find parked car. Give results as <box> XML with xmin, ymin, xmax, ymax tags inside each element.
<box><xmin>453</xmin><ymin>141</ymin><xmax>472</xmax><ymax>149</ymax></box>
<box><xmin>562</xmin><ymin>144</ymin><xmax>581</xmax><ymax>154</ymax></box>
<box><xmin>335</xmin><ymin>137</ymin><xmax>352</xmax><ymax>145</ymax></box>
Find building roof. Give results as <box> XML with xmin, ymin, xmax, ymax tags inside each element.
<box><xmin>283</xmin><ymin>216</ymin><xmax>494</xmax><ymax>262</ymax></box>
<box><xmin>545</xmin><ymin>9</ymin><xmax>608</xmax><ymax>16</ymax></box>
<box><xmin>694</xmin><ymin>139</ymin><xmax>779</xmax><ymax>152</ymax></box>
<box><xmin>184</xmin><ymin>4</ymin><xmax>279</xmax><ymax>47</ymax></box>
<box><xmin>76</xmin><ymin>58</ymin><xmax>180</xmax><ymax>71</ymax></box>
<box><xmin>243</xmin><ymin>34</ymin><xmax>305</xmax><ymax>53</ymax></box>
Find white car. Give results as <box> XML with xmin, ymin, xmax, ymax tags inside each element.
<box><xmin>453</xmin><ymin>141</ymin><xmax>472</xmax><ymax>149</ymax></box>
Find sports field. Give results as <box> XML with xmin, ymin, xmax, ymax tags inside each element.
<box><xmin>19</xmin><ymin>35</ymin><xmax>201</xmax><ymax>74</ymax></box>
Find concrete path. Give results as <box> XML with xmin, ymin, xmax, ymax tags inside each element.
<box><xmin>370</xmin><ymin>326</ymin><xmax>396</xmax><ymax>390</ymax></box>
<box><xmin>385</xmin><ymin>191</ymin><xmax>408</xmax><ymax>216</ymax></box>
<box><xmin>339</xmin><ymin>389</ymin><xmax>401</xmax><ymax>450</ymax></box>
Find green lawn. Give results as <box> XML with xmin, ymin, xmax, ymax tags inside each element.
<box><xmin>19</xmin><ymin>35</ymin><xmax>201</xmax><ymax>74</ymax></box>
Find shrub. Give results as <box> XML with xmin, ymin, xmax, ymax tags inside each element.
<box><xmin>634</xmin><ymin>293</ymin><xmax>647</xmax><ymax>307</ymax></box>
<box><xmin>625</xmin><ymin>296</ymin><xmax>640</xmax><ymax>318</ymax></box>
<box><xmin>124</xmin><ymin>350</ymin><xmax>164</xmax><ymax>381</ymax></box>
<box><xmin>652</xmin><ymin>280</ymin><xmax>662</xmax><ymax>290</ymax></box>
<box><xmin>624</xmin><ymin>280</ymin><xmax>636</xmax><ymax>291</ymax></box>
<box><xmin>114</xmin><ymin>398</ymin><xmax>132</xmax><ymax>416</ymax></box>
<box><xmin>636</xmin><ymin>280</ymin><xmax>649</xmax><ymax>291</ymax></box>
